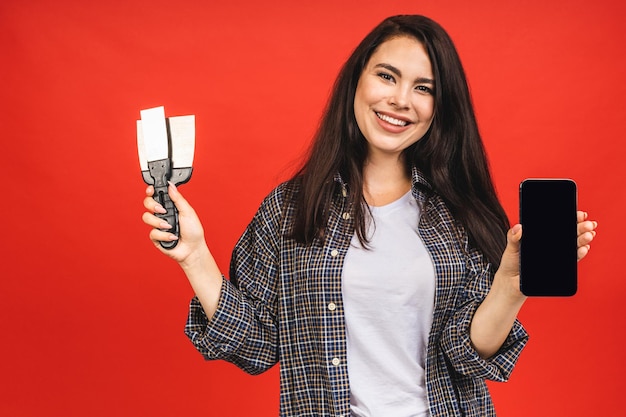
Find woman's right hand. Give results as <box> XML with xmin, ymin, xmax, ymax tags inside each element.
<box><xmin>143</xmin><ymin>183</ymin><xmax>224</xmax><ymax>319</ymax></box>
<box><xmin>142</xmin><ymin>182</ymin><xmax>207</xmax><ymax>265</ymax></box>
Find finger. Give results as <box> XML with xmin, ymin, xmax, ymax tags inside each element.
<box><xmin>149</xmin><ymin>228</ymin><xmax>179</xmax><ymax>245</ymax></box>
<box><xmin>502</xmin><ymin>224</ymin><xmax>522</xmax><ymax>258</ymax></box>
<box><xmin>143</xmin><ymin>195</ymin><xmax>167</xmax><ymax>214</ymax></box>
<box><xmin>167</xmin><ymin>182</ymin><xmax>195</xmax><ymax>215</ymax></box>
<box><xmin>577</xmin><ymin>230</ymin><xmax>596</xmax><ymax>248</ymax></box>
<box><xmin>145</xmin><ymin>185</ymin><xmax>154</xmax><ymax>197</ymax></box>
<box><xmin>507</xmin><ymin>224</ymin><xmax>522</xmax><ymax>247</ymax></box>
<box><xmin>142</xmin><ymin>211</ymin><xmax>172</xmax><ymax>230</ymax></box>
<box><xmin>577</xmin><ymin>220</ymin><xmax>597</xmax><ymax>236</ymax></box>
<box><xmin>577</xmin><ymin>211</ymin><xmax>587</xmax><ymax>223</ymax></box>
<box><xmin>497</xmin><ymin>224</ymin><xmax>523</xmax><ymax>277</ymax></box>
<box><xmin>577</xmin><ymin>244</ymin><xmax>590</xmax><ymax>261</ymax></box>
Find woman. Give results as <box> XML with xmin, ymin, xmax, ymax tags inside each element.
<box><xmin>142</xmin><ymin>15</ymin><xmax>597</xmax><ymax>417</ymax></box>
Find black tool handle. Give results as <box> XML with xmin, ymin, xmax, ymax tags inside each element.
<box><xmin>148</xmin><ymin>158</ymin><xmax>179</xmax><ymax>249</ymax></box>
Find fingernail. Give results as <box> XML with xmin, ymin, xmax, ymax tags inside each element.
<box><xmin>159</xmin><ymin>221</ymin><xmax>172</xmax><ymax>229</ymax></box>
<box><xmin>155</xmin><ymin>204</ymin><xmax>166</xmax><ymax>214</ymax></box>
<box><xmin>168</xmin><ymin>234</ymin><xmax>179</xmax><ymax>241</ymax></box>
<box><xmin>512</xmin><ymin>224</ymin><xmax>522</xmax><ymax>235</ymax></box>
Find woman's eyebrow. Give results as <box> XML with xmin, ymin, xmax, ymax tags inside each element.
<box><xmin>374</xmin><ymin>63</ymin><xmax>435</xmax><ymax>85</ymax></box>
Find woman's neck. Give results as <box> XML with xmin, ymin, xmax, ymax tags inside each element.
<box><xmin>362</xmin><ymin>155</ymin><xmax>411</xmax><ymax>207</ymax></box>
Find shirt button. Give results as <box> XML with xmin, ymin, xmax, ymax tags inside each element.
<box><xmin>331</xmin><ymin>357</ymin><xmax>341</xmax><ymax>366</ymax></box>
<box><xmin>342</xmin><ymin>212</ymin><xmax>350</xmax><ymax>220</ymax></box>
<box><xmin>328</xmin><ymin>302</ymin><xmax>336</xmax><ymax>311</ymax></box>
<box><xmin>330</xmin><ymin>249</ymin><xmax>339</xmax><ymax>257</ymax></box>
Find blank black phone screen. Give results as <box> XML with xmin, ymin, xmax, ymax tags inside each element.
<box><xmin>520</xmin><ymin>179</ymin><xmax>578</xmax><ymax>296</ymax></box>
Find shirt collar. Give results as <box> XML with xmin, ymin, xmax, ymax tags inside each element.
<box><xmin>333</xmin><ymin>173</ymin><xmax>348</xmax><ymax>198</ymax></box>
<box><xmin>411</xmin><ymin>166</ymin><xmax>432</xmax><ymax>191</ymax></box>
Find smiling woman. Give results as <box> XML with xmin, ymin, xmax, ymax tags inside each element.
<box><xmin>354</xmin><ymin>36</ymin><xmax>435</xmax><ymax>207</ymax></box>
<box><xmin>354</xmin><ymin>36</ymin><xmax>435</xmax><ymax>163</ymax></box>
<box><xmin>1</xmin><ymin>0</ymin><xmax>620</xmax><ymax>414</ymax></box>
<box><xmin>141</xmin><ymin>14</ymin><xmax>597</xmax><ymax>417</ymax></box>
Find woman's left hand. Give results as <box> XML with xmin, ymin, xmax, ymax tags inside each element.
<box><xmin>470</xmin><ymin>211</ymin><xmax>597</xmax><ymax>357</ymax></box>
<box><xmin>497</xmin><ymin>210</ymin><xmax>598</xmax><ymax>299</ymax></box>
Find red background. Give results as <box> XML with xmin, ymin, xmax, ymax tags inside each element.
<box><xmin>2</xmin><ymin>0</ymin><xmax>624</xmax><ymax>415</ymax></box>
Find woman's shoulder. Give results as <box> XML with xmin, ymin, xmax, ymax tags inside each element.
<box><xmin>265</xmin><ymin>177</ymin><xmax>300</xmax><ymax>204</ymax></box>
<box><xmin>254</xmin><ymin>177</ymin><xmax>301</xmax><ymax>219</ymax></box>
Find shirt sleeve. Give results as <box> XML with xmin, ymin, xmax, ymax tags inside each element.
<box><xmin>439</xmin><ymin>244</ymin><xmax>529</xmax><ymax>383</ymax></box>
<box><xmin>184</xmin><ymin>186</ymin><xmax>286</xmax><ymax>375</ymax></box>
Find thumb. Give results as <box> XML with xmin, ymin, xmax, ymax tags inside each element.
<box><xmin>506</xmin><ymin>224</ymin><xmax>522</xmax><ymax>253</ymax></box>
<box><xmin>499</xmin><ymin>224</ymin><xmax>522</xmax><ymax>276</ymax></box>
<box><xmin>167</xmin><ymin>182</ymin><xmax>202</xmax><ymax>230</ymax></box>
<box><xmin>167</xmin><ymin>182</ymin><xmax>191</xmax><ymax>213</ymax></box>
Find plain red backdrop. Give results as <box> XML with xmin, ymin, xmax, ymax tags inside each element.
<box><xmin>1</xmin><ymin>0</ymin><xmax>624</xmax><ymax>415</ymax></box>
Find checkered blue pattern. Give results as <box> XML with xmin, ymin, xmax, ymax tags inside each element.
<box><xmin>185</xmin><ymin>168</ymin><xmax>528</xmax><ymax>416</ymax></box>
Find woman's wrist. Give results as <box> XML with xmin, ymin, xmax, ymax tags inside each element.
<box><xmin>490</xmin><ymin>271</ymin><xmax>527</xmax><ymax>309</ymax></box>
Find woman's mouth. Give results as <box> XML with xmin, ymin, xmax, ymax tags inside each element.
<box><xmin>376</xmin><ymin>112</ymin><xmax>409</xmax><ymax>127</ymax></box>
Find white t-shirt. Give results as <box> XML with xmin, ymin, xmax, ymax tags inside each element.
<box><xmin>342</xmin><ymin>191</ymin><xmax>436</xmax><ymax>417</ymax></box>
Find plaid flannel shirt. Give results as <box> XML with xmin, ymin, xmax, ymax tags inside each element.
<box><xmin>185</xmin><ymin>168</ymin><xmax>529</xmax><ymax>416</ymax></box>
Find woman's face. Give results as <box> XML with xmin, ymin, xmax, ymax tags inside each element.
<box><xmin>354</xmin><ymin>36</ymin><xmax>435</xmax><ymax>160</ymax></box>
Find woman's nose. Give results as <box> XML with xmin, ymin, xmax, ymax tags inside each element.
<box><xmin>388</xmin><ymin>86</ymin><xmax>410</xmax><ymax>109</ymax></box>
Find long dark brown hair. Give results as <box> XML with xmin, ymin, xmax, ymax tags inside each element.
<box><xmin>290</xmin><ymin>15</ymin><xmax>509</xmax><ymax>267</ymax></box>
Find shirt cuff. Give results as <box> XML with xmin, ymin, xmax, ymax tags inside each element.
<box><xmin>184</xmin><ymin>278</ymin><xmax>250</xmax><ymax>361</ymax></box>
<box><xmin>440</xmin><ymin>301</ymin><xmax>529</xmax><ymax>382</ymax></box>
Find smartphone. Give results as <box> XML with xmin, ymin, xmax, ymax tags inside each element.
<box><xmin>519</xmin><ymin>179</ymin><xmax>578</xmax><ymax>296</ymax></box>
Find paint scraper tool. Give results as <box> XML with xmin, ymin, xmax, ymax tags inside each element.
<box><xmin>137</xmin><ymin>106</ymin><xmax>195</xmax><ymax>249</ymax></box>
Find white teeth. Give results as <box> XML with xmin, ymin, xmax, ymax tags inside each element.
<box><xmin>376</xmin><ymin>112</ymin><xmax>408</xmax><ymax>127</ymax></box>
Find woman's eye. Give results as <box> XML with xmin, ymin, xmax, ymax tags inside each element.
<box><xmin>416</xmin><ymin>85</ymin><xmax>433</xmax><ymax>94</ymax></box>
<box><xmin>377</xmin><ymin>72</ymin><xmax>394</xmax><ymax>82</ymax></box>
